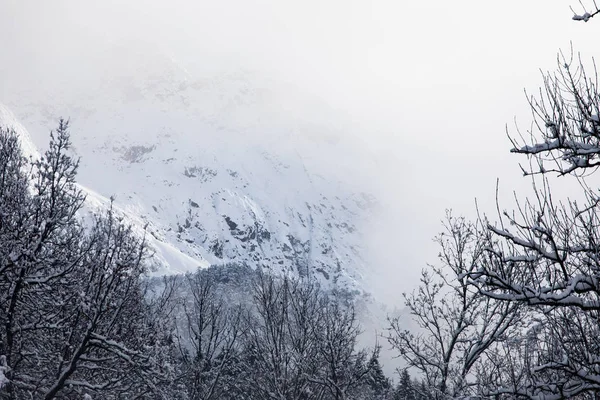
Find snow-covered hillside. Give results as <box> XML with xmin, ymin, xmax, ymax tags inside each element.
<box><xmin>1</xmin><ymin>44</ymin><xmax>380</xmax><ymax>293</ymax></box>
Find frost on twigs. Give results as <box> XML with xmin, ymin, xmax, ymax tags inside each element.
<box><xmin>510</xmin><ymin>54</ymin><xmax>600</xmax><ymax>177</ymax></box>
<box><xmin>467</xmin><ymin>52</ymin><xmax>600</xmax><ymax>395</ymax></box>
<box><xmin>573</xmin><ymin>11</ymin><xmax>593</xmax><ymax>21</ymax></box>
<box><xmin>387</xmin><ymin>212</ymin><xmax>521</xmax><ymax>399</ymax></box>
<box><xmin>571</xmin><ymin>1</ymin><xmax>600</xmax><ymax>22</ymax></box>
<box><xmin>455</xmin><ymin>51</ymin><xmax>600</xmax><ymax>395</ymax></box>
<box><xmin>0</xmin><ymin>122</ymin><xmax>173</xmax><ymax>399</ymax></box>
<box><xmin>463</xmin><ymin>184</ymin><xmax>600</xmax><ymax>397</ymax></box>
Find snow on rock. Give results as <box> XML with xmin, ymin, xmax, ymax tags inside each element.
<box><xmin>77</xmin><ymin>183</ymin><xmax>209</xmax><ymax>275</ymax></box>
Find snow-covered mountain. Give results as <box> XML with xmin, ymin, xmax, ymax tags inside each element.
<box><xmin>1</xmin><ymin>44</ymin><xmax>381</xmax><ymax>293</ymax></box>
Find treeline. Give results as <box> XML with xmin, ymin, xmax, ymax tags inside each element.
<box><xmin>0</xmin><ymin>122</ymin><xmax>414</xmax><ymax>399</ymax></box>
<box><xmin>156</xmin><ymin>266</ymin><xmax>391</xmax><ymax>400</ymax></box>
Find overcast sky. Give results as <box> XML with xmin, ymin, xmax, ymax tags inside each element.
<box><xmin>0</xmin><ymin>0</ymin><xmax>599</xmax><ymax>303</ymax></box>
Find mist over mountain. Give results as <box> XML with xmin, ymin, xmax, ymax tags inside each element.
<box><xmin>4</xmin><ymin>0</ymin><xmax>539</xmax><ymax>302</ymax></box>
<box><xmin>1</xmin><ymin>31</ymin><xmax>398</xmax><ymax>296</ymax></box>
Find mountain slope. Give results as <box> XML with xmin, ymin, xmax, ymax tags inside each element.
<box><xmin>1</xmin><ymin>45</ymin><xmax>379</xmax><ymax>292</ymax></box>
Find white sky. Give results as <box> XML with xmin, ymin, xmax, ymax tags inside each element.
<box><xmin>0</xmin><ymin>0</ymin><xmax>599</xmax><ymax>303</ymax></box>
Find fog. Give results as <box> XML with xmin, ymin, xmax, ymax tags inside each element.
<box><xmin>0</xmin><ymin>0</ymin><xmax>598</xmax><ymax>304</ymax></box>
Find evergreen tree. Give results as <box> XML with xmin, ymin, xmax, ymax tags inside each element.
<box><xmin>365</xmin><ymin>350</ymin><xmax>391</xmax><ymax>398</ymax></box>
<box><xmin>394</xmin><ymin>369</ymin><xmax>415</xmax><ymax>400</ymax></box>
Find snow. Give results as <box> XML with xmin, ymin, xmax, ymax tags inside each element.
<box><xmin>149</xmin><ymin>239</ymin><xmax>209</xmax><ymax>275</ymax></box>
<box><xmin>0</xmin><ymin>355</ymin><xmax>7</xmax><ymax>390</ymax></box>
<box><xmin>573</xmin><ymin>12</ymin><xmax>592</xmax><ymax>22</ymax></box>
<box><xmin>0</xmin><ymin>104</ymin><xmax>39</xmax><ymax>159</ymax></box>
<box><xmin>0</xmin><ymin>50</ymin><xmax>377</xmax><ymax>292</ymax></box>
<box><xmin>76</xmin><ymin>183</ymin><xmax>209</xmax><ymax>275</ymax></box>
<box><xmin>488</xmin><ymin>225</ymin><xmax>562</xmax><ymax>262</ymax></box>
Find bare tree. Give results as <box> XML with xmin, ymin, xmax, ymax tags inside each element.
<box><xmin>242</xmin><ymin>272</ymin><xmax>323</xmax><ymax>400</ymax></box>
<box><xmin>40</xmin><ymin>204</ymin><xmax>168</xmax><ymax>399</ymax></box>
<box><xmin>466</xmin><ymin>55</ymin><xmax>600</xmax><ymax>398</ymax></box>
<box><xmin>0</xmin><ymin>122</ymin><xmax>171</xmax><ymax>399</ymax></box>
<box><xmin>0</xmin><ymin>122</ymin><xmax>86</xmax><ymax>398</ymax></box>
<box><xmin>175</xmin><ymin>269</ymin><xmax>245</xmax><ymax>400</ymax></box>
<box><xmin>388</xmin><ymin>213</ymin><xmax>520</xmax><ymax>400</ymax></box>
<box><xmin>312</xmin><ymin>292</ymin><xmax>380</xmax><ymax>400</ymax></box>
<box><xmin>236</xmin><ymin>272</ymin><xmax>383</xmax><ymax>400</ymax></box>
